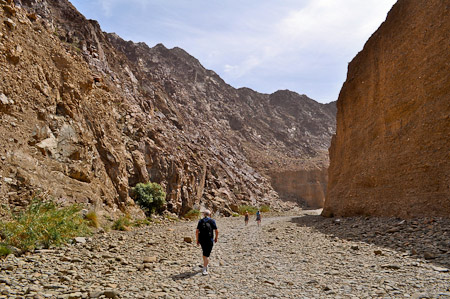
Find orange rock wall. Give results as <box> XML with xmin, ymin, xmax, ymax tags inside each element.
<box><xmin>323</xmin><ymin>0</ymin><xmax>450</xmax><ymax>217</ymax></box>
<box><xmin>270</xmin><ymin>168</ymin><xmax>327</xmax><ymax>208</ymax></box>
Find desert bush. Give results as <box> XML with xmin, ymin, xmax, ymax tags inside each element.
<box><xmin>85</xmin><ymin>210</ymin><xmax>99</xmax><ymax>228</ymax></box>
<box><xmin>184</xmin><ymin>209</ymin><xmax>200</xmax><ymax>220</ymax></box>
<box><xmin>112</xmin><ymin>216</ymin><xmax>132</xmax><ymax>231</ymax></box>
<box><xmin>133</xmin><ymin>218</ymin><xmax>151</xmax><ymax>227</ymax></box>
<box><xmin>232</xmin><ymin>213</ymin><xmax>240</xmax><ymax>217</ymax></box>
<box><xmin>165</xmin><ymin>214</ymin><xmax>179</xmax><ymax>222</ymax></box>
<box><xmin>0</xmin><ymin>244</ymin><xmax>11</xmax><ymax>257</ymax></box>
<box><xmin>238</xmin><ymin>205</ymin><xmax>258</xmax><ymax>215</ymax></box>
<box><xmin>131</xmin><ymin>182</ymin><xmax>166</xmax><ymax>215</ymax></box>
<box><xmin>260</xmin><ymin>205</ymin><xmax>270</xmax><ymax>213</ymax></box>
<box><xmin>0</xmin><ymin>200</ymin><xmax>89</xmax><ymax>252</ymax></box>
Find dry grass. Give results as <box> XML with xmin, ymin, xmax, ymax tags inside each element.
<box><xmin>85</xmin><ymin>210</ymin><xmax>99</xmax><ymax>228</ymax></box>
<box><xmin>0</xmin><ymin>200</ymin><xmax>89</xmax><ymax>252</ymax></box>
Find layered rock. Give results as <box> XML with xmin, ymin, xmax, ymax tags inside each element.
<box><xmin>0</xmin><ymin>0</ymin><xmax>335</xmax><ymax>217</ymax></box>
<box><xmin>323</xmin><ymin>0</ymin><xmax>450</xmax><ymax>218</ymax></box>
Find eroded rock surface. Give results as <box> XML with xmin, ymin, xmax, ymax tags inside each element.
<box><xmin>324</xmin><ymin>0</ymin><xmax>450</xmax><ymax>218</ymax></box>
<box><xmin>0</xmin><ymin>0</ymin><xmax>335</xmax><ymax>217</ymax></box>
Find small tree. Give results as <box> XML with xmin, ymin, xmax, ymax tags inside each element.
<box><xmin>132</xmin><ymin>182</ymin><xmax>166</xmax><ymax>215</ymax></box>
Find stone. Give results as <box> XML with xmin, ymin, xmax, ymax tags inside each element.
<box><xmin>0</xmin><ymin>94</ymin><xmax>11</xmax><ymax>106</ymax></box>
<box><xmin>0</xmin><ymin>277</ymin><xmax>11</xmax><ymax>285</ymax></box>
<box><xmin>423</xmin><ymin>252</ymin><xmax>436</xmax><ymax>260</ymax></box>
<box><xmin>387</xmin><ymin>227</ymin><xmax>401</xmax><ymax>233</ymax></box>
<box><xmin>350</xmin><ymin>245</ymin><xmax>359</xmax><ymax>250</ymax></box>
<box><xmin>183</xmin><ymin>237</ymin><xmax>193</xmax><ymax>243</ymax></box>
<box><xmin>4</xmin><ymin>18</ymin><xmax>15</xmax><ymax>29</ymax></box>
<box><xmin>74</xmin><ymin>237</ymin><xmax>87</xmax><ymax>244</ymax></box>
<box><xmin>374</xmin><ymin>250</ymin><xmax>383</xmax><ymax>256</ymax></box>
<box><xmin>411</xmin><ymin>293</ymin><xmax>431</xmax><ymax>299</ymax></box>
<box><xmin>431</xmin><ymin>266</ymin><xmax>448</xmax><ymax>273</ymax></box>
<box><xmin>103</xmin><ymin>290</ymin><xmax>119</xmax><ymax>298</ymax></box>
<box><xmin>67</xmin><ymin>292</ymin><xmax>83</xmax><ymax>299</ymax></box>
<box><xmin>89</xmin><ymin>291</ymin><xmax>104</xmax><ymax>298</ymax></box>
<box><xmin>35</xmin><ymin>136</ymin><xmax>57</xmax><ymax>156</ymax></box>
<box><xmin>3</xmin><ymin>177</ymin><xmax>13</xmax><ymax>183</ymax></box>
<box><xmin>143</xmin><ymin>256</ymin><xmax>157</xmax><ymax>263</ymax></box>
<box><xmin>380</xmin><ymin>264</ymin><xmax>401</xmax><ymax>270</ymax></box>
<box><xmin>27</xmin><ymin>13</ymin><xmax>38</xmax><ymax>21</ymax></box>
<box><xmin>2</xmin><ymin>5</ymin><xmax>16</xmax><ymax>16</ymax></box>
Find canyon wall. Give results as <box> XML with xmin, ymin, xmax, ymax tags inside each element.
<box><xmin>0</xmin><ymin>0</ymin><xmax>335</xmax><ymax>217</ymax></box>
<box><xmin>270</xmin><ymin>168</ymin><xmax>327</xmax><ymax>208</ymax></box>
<box><xmin>323</xmin><ymin>0</ymin><xmax>450</xmax><ymax>218</ymax></box>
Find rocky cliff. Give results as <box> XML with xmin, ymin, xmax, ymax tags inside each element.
<box><xmin>0</xmin><ymin>0</ymin><xmax>335</xmax><ymax>217</ymax></box>
<box><xmin>323</xmin><ymin>0</ymin><xmax>450</xmax><ymax>218</ymax></box>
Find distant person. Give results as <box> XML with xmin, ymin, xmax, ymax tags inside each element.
<box><xmin>256</xmin><ymin>210</ymin><xmax>262</xmax><ymax>226</ymax></box>
<box><xmin>244</xmin><ymin>211</ymin><xmax>249</xmax><ymax>226</ymax></box>
<box><xmin>196</xmin><ymin>209</ymin><xmax>218</xmax><ymax>275</ymax></box>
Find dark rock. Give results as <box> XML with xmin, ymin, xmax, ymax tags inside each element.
<box><xmin>374</xmin><ymin>250</ymin><xmax>383</xmax><ymax>256</ymax></box>
<box><xmin>423</xmin><ymin>252</ymin><xmax>436</xmax><ymax>260</ymax></box>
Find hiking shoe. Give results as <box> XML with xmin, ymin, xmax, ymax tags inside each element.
<box><xmin>202</xmin><ymin>268</ymin><xmax>208</xmax><ymax>275</ymax></box>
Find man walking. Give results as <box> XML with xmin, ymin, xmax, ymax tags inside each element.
<box><xmin>196</xmin><ymin>209</ymin><xmax>218</xmax><ymax>275</ymax></box>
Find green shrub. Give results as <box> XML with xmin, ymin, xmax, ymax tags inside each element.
<box><xmin>232</xmin><ymin>213</ymin><xmax>240</xmax><ymax>217</ymax></box>
<box><xmin>260</xmin><ymin>205</ymin><xmax>270</xmax><ymax>213</ymax></box>
<box><xmin>165</xmin><ymin>214</ymin><xmax>179</xmax><ymax>222</ymax></box>
<box><xmin>238</xmin><ymin>205</ymin><xmax>258</xmax><ymax>215</ymax></box>
<box><xmin>112</xmin><ymin>216</ymin><xmax>132</xmax><ymax>231</ymax></box>
<box><xmin>131</xmin><ymin>182</ymin><xmax>166</xmax><ymax>215</ymax></box>
<box><xmin>85</xmin><ymin>210</ymin><xmax>99</xmax><ymax>228</ymax></box>
<box><xmin>0</xmin><ymin>200</ymin><xmax>89</xmax><ymax>252</ymax></box>
<box><xmin>133</xmin><ymin>218</ymin><xmax>151</xmax><ymax>227</ymax></box>
<box><xmin>0</xmin><ymin>244</ymin><xmax>11</xmax><ymax>257</ymax></box>
<box><xmin>184</xmin><ymin>209</ymin><xmax>200</xmax><ymax>220</ymax></box>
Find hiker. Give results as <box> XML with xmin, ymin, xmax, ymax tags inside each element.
<box><xmin>256</xmin><ymin>210</ymin><xmax>262</xmax><ymax>226</ymax></box>
<box><xmin>244</xmin><ymin>211</ymin><xmax>249</xmax><ymax>226</ymax></box>
<box><xmin>196</xmin><ymin>209</ymin><xmax>218</xmax><ymax>275</ymax></box>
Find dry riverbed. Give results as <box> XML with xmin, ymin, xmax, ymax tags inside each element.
<box><xmin>1</xmin><ymin>211</ymin><xmax>449</xmax><ymax>298</ymax></box>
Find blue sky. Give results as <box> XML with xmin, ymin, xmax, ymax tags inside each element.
<box><xmin>70</xmin><ymin>0</ymin><xmax>396</xmax><ymax>103</ymax></box>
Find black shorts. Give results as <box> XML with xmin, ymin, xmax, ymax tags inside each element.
<box><xmin>200</xmin><ymin>241</ymin><xmax>214</xmax><ymax>257</ymax></box>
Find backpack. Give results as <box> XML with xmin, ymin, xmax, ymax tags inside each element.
<box><xmin>199</xmin><ymin>218</ymin><xmax>213</xmax><ymax>241</ymax></box>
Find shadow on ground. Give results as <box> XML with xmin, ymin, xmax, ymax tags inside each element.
<box><xmin>290</xmin><ymin>214</ymin><xmax>450</xmax><ymax>269</ymax></box>
<box><xmin>170</xmin><ymin>270</ymin><xmax>200</xmax><ymax>281</ymax></box>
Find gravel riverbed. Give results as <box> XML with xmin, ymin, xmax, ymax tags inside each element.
<box><xmin>1</xmin><ymin>211</ymin><xmax>449</xmax><ymax>298</ymax></box>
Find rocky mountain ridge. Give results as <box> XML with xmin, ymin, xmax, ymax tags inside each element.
<box><xmin>0</xmin><ymin>0</ymin><xmax>335</xmax><ymax>218</ymax></box>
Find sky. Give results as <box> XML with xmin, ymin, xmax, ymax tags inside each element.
<box><xmin>70</xmin><ymin>0</ymin><xmax>397</xmax><ymax>103</ymax></box>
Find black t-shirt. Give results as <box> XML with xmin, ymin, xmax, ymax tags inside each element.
<box><xmin>197</xmin><ymin>217</ymin><xmax>217</xmax><ymax>242</ymax></box>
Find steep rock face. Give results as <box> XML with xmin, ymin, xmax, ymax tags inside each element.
<box><xmin>323</xmin><ymin>0</ymin><xmax>450</xmax><ymax>218</ymax></box>
<box><xmin>270</xmin><ymin>168</ymin><xmax>327</xmax><ymax>208</ymax></box>
<box><xmin>0</xmin><ymin>0</ymin><xmax>335</xmax><ymax>216</ymax></box>
<box><xmin>106</xmin><ymin>37</ymin><xmax>336</xmax><ymax>208</ymax></box>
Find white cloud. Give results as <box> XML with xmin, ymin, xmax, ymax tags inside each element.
<box><xmin>212</xmin><ymin>0</ymin><xmax>395</xmax><ymax>79</ymax></box>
